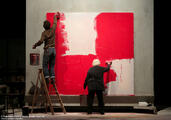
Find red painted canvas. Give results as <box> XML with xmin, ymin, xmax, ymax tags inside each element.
<box><xmin>46</xmin><ymin>12</ymin><xmax>134</xmax><ymax>95</ymax></box>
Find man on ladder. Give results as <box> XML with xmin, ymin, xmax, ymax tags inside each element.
<box><xmin>32</xmin><ymin>12</ymin><xmax>66</xmax><ymax>114</ymax></box>
<box><xmin>33</xmin><ymin>12</ymin><xmax>59</xmax><ymax>90</ymax></box>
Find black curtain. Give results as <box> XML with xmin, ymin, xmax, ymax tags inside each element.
<box><xmin>154</xmin><ymin>0</ymin><xmax>171</xmax><ymax>107</ymax></box>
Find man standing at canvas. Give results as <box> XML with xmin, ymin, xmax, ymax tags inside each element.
<box><xmin>84</xmin><ymin>59</ymin><xmax>112</xmax><ymax>115</ymax></box>
<box><xmin>32</xmin><ymin>12</ymin><xmax>60</xmax><ymax>88</ymax></box>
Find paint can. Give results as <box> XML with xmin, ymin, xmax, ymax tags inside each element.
<box><xmin>30</xmin><ymin>49</ymin><xmax>40</xmax><ymax>66</ymax></box>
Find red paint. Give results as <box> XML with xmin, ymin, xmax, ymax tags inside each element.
<box><xmin>95</xmin><ymin>13</ymin><xmax>134</xmax><ymax>60</ymax></box>
<box><xmin>46</xmin><ymin>13</ymin><xmax>134</xmax><ymax>95</ymax></box>
<box><xmin>104</xmin><ymin>69</ymin><xmax>116</xmax><ymax>89</ymax></box>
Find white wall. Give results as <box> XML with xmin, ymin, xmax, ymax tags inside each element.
<box><xmin>26</xmin><ymin>0</ymin><xmax>153</xmax><ymax>96</ymax></box>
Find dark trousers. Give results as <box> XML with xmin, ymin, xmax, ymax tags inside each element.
<box><xmin>87</xmin><ymin>90</ymin><xmax>104</xmax><ymax>114</ymax></box>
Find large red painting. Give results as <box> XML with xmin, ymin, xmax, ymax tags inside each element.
<box><xmin>46</xmin><ymin>12</ymin><xmax>134</xmax><ymax>95</ymax></box>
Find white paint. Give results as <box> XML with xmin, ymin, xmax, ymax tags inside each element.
<box><xmin>63</xmin><ymin>13</ymin><xmax>99</xmax><ymax>55</ymax></box>
<box><xmin>106</xmin><ymin>59</ymin><xmax>134</xmax><ymax>95</ymax></box>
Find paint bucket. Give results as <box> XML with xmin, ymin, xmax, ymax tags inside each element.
<box><xmin>30</xmin><ymin>49</ymin><xmax>40</xmax><ymax>66</ymax></box>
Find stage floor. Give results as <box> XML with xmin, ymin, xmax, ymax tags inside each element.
<box><xmin>1</xmin><ymin>107</ymin><xmax>171</xmax><ymax>120</ymax></box>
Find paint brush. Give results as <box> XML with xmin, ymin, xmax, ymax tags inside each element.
<box><xmin>105</xmin><ymin>60</ymin><xmax>112</xmax><ymax>65</ymax></box>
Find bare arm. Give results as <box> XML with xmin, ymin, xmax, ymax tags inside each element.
<box><xmin>33</xmin><ymin>32</ymin><xmax>45</xmax><ymax>49</ymax></box>
<box><xmin>45</xmin><ymin>13</ymin><xmax>59</xmax><ymax>39</ymax></box>
<box><xmin>52</xmin><ymin>13</ymin><xmax>58</xmax><ymax>32</ymax></box>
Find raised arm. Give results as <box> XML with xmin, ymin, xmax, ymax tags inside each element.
<box><xmin>45</xmin><ymin>12</ymin><xmax>60</xmax><ymax>39</ymax></box>
<box><xmin>103</xmin><ymin>62</ymin><xmax>112</xmax><ymax>72</ymax></box>
<box><xmin>51</xmin><ymin>13</ymin><xmax>58</xmax><ymax>32</ymax></box>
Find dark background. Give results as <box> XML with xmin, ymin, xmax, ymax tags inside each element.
<box><xmin>0</xmin><ymin>0</ymin><xmax>170</xmax><ymax>107</ymax></box>
<box><xmin>0</xmin><ymin>1</ymin><xmax>26</xmax><ymax>107</ymax></box>
<box><xmin>154</xmin><ymin>0</ymin><xmax>171</xmax><ymax>107</ymax></box>
<box><xmin>0</xmin><ymin>0</ymin><xmax>26</xmax><ymax>71</ymax></box>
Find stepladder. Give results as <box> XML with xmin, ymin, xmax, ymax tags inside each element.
<box><xmin>31</xmin><ymin>69</ymin><xmax>66</xmax><ymax>115</ymax></box>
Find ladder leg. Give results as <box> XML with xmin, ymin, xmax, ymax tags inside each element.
<box><xmin>39</xmin><ymin>82</ymin><xmax>48</xmax><ymax>113</ymax></box>
<box><xmin>41</xmin><ymin>82</ymin><xmax>50</xmax><ymax>113</ymax></box>
<box><xmin>44</xmin><ymin>94</ymin><xmax>48</xmax><ymax>113</ymax></box>
<box><xmin>40</xmin><ymin>70</ymin><xmax>54</xmax><ymax>115</ymax></box>
<box><xmin>52</xmin><ymin>83</ymin><xmax>66</xmax><ymax>114</ymax></box>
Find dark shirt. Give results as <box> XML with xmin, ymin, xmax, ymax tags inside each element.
<box><xmin>34</xmin><ymin>15</ymin><xmax>57</xmax><ymax>49</ymax></box>
<box><xmin>84</xmin><ymin>64</ymin><xmax>110</xmax><ymax>91</ymax></box>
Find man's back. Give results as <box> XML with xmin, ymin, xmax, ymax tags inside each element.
<box><xmin>85</xmin><ymin>65</ymin><xmax>110</xmax><ymax>91</ymax></box>
<box><xmin>42</xmin><ymin>29</ymin><xmax>56</xmax><ymax>48</ymax></box>
<box><xmin>88</xmin><ymin>66</ymin><xmax>107</xmax><ymax>80</ymax></box>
